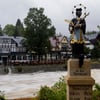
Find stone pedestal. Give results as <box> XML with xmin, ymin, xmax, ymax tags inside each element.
<box><xmin>66</xmin><ymin>59</ymin><xmax>95</xmax><ymax>100</ymax></box>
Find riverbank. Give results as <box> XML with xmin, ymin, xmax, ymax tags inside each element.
<box><xmin>0</xmin><ymin>64</ymin><xmax>66</xmax><ymax>74</ymax></box>
<box><xmin>0</xmin><ymin>62</ymin><xmax>100</xmax><ymax>74</ymax></box>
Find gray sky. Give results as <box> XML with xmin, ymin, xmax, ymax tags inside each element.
<box><xmin>0</xmin><ymin>0</ymin><xmax>100</xmax><ymax>37</ymax></box>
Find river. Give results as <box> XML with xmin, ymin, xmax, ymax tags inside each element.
<box><xmin>0</xmin><ymin>69</ymin><xmax>100</xmax><ymax>99</ymax></box>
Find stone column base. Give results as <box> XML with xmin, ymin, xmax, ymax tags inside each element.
<box><xmin>66</xmin><ymin>59</ymin><xmax>95</xmax><ymax>100</ymax></box>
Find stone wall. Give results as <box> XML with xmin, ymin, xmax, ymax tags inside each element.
<box><xmin>0</xmin><ymin>64</ymin><xmax>66</xmax><ymax>74</ymax></box>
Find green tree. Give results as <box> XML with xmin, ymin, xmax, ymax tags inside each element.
<box><xmin>84</xmin><ymin>46</ymin><xmax>91</xmax><ymax>55</ymax></box>
<box><xmin>91</xmin><ymin>46</ymin><xmax>100</xmax><ymax>59</ymax></box>
<box><xmin>14</xmin><ymin>19</ymin><xmax>24</xmax><ymax>36</ymax></box>
<box><xmin>86</xmin><ymin>31</ymin><xmax>97</xmax><ymax>35</ymax></box>
<box><xmin>91</xmin><ymin>40</ymin><xmax>100</xmax><ymax>59</ymax></box>
<box><xmin>0</xmin><ymin>25</ymin><xmax>3</xmax><ymax>36</ymax></box>
<box><xmin>24</xmin><ymin>8</ymin><xmax>56</xmax><ymax>61</ymax></box>
<box><xmin>3</xmin><ymin>24</ymin><xmax>15</xmax><ymax>36</ymax></box>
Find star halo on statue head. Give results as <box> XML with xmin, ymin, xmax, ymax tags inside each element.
<box><xmin>72</xmin><ymin>4</ymin><xmax>87</xmax><ymax>18</ymax></box>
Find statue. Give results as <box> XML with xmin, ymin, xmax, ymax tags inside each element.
<box><xmin>65</xmin><ymin>4</ymin><xmax>89</xmax><ymax>67</ymax></box>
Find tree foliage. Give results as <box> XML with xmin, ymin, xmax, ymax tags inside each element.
<box><xmin>86</xmin><ymin>31</ymin><xmax>97</xmax><ymax>35</ymax></box>
<box><xmin>0</xmin><ymin>91</ymin><xmax>6</xmax><ymax>100</ymax></box>
<box><xmin>3</xmin><ymin>19</ymin><xmax>24</xmax><ymax>36</ymax></box>
<box><xmin>24</xmin><ymin>8</ymin><xmax>56</xmax><ymax>55</ymax></box>
<box><xmin>91</xmin><ymin>40</ymin><xmax>100</xmax><ymax>59</ymax></box>
<box><xmin>38</xmin><ymin>76</ymin><xmax>66</xmax><ymax>100</ymax></box>
<box><xmin>14</xmin><ymin>19</ymin><xmax>24</xmax><ymax>36</ymax></box>
<box><xmin>3</xmin><ymin>24</ymin><xmax>15</xmax><ymax>36</ymax></box>
<box><xmin>0</xmin><ymin>25</ymin><xmax>3</xmax><ymax>36</ymax></box>
<box><xmin>84</xmin><ymin>46</ymin><xmax>90</xmax><ymax>55</ymax></box>
<box><xmin>93</xmin><ymin>83</ymin><xmax>100</xmax><ymax>100</ymax></box>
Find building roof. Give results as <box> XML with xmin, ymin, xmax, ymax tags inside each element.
<box><xmin>13</xmin><ymin>36</ymin><xmax>25</xmax><ymax>46</ymax></box>
<box><xmin>49</xmin><ymin>36</ymin><xmax>65</xmax><ymax>47</ymax></box>
<box><xmin>49</xmin><ymin>37</ymin><xmax>57</xmax><ymax>47</ymax></box>
<box><xmin>85</xmin><ymin>33</ymin><xmax>98</xmax><ymax>40</ymax></box>
<box><xmin>0</xmin><ymin>34</ymin><xmax>25</xmax><ymax>46</ymax></box>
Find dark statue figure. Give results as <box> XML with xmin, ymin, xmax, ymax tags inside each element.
<box><xmin>65</xmin><ymin>4</ymin><xmax>89</xmax><ymax>67</ymax></box>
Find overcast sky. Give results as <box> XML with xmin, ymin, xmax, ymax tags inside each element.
<box><xmin>0</xmin><ymin>0</ymin><xmax>100</xmax><ymax>37</ymax></box>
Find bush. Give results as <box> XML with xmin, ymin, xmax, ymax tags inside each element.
<box><xmin>51</xmin><ymin>77</ymin><xmax>66</xmax><ymax>100</ymax></box>
<box><xmin>0</xmin><ymin>91</ymin><xmax>5</xmax><ymax>100</ymax></box>
<box><xmin>38</xmin><ymin>86</ymin><xmax>56</xmax><ymax>100</ymax></box>
<box><xmin>93</xmin><ymin>83</ymin><xmax>100</xmax><ymax>100</ymax></box>
<box><xmin>38</xmin><ymin>76</ymin><xmax>66</xmax><ymax>100</ymax></box>
<box><xmin>38</xmin><ymin>77</ymin><xmax>100</xmax><ymax>100</ymax></box>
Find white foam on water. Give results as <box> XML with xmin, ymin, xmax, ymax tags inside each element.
<box><xmin>0</xmin><ymin>69</ymin><xmax>100</xmax><ymax>99</ymax></box>
<box><xmin>91</xmin><ymin>69</ymin><xmax>100</xmax><ymax>84</ymax></box>
<box><xmin>0</xmin><ymin>71</ymin><xmax>67</xmax><ymax>99</ymax></box>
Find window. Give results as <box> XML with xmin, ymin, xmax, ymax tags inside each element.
<box><xmin>17</xmin><ymin>55</ymin><xmax>21</xmax><ymax>60</ymax></box>
<box><xmin>11</xmin><ymin>55</ymin><xmax>16</xmax><ymax>60</ymax></box>
<box><xmin>23</xmin><ymin>55</ymin><xmax>27</xmax><ymax>60</ymax></box>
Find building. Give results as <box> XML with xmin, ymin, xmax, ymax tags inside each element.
<box><xmin>85</xmin><ymin>33</ymin><xmax>100</xmax><ymax>50</ymax></box>
<box><xmin>49</xmin><ymin>35</ymin><xmax>71</xmax><ymax>59</ymax></box>
<box><xmin>0</xmin><ymin>34</ymin><xmax>26</xmax><ymax>65</ymax></box>
<box><xmin>85</xmin><ymin>39</ymin><xmax>94</xmax><ymax>50</ymax></box>
<box><xmin>0</xmin><ymin>34</ymin><xmax>70</xmax><ymax>65</ymax></box>
<box><xmin>85</xmin><ymin>33</ymin><xmax>98</xmax><ymax>44</ymax></box>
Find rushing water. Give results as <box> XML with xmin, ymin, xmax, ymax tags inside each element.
<box><xmin>0</xmin><ymin>69</ymin><xmax>100</xmax><ymax>99</ymax></box>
